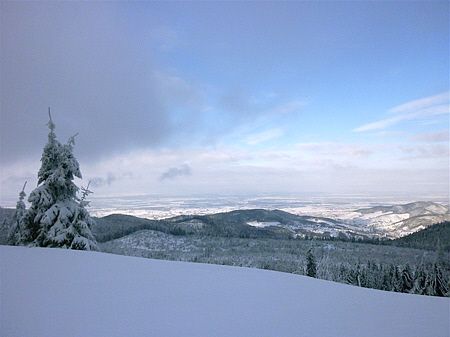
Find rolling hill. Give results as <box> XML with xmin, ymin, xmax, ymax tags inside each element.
<box><xmin>1</xmin><ymin>201</ymin><xmax>448</xmax><ymax>245</ymax></box>
<box><xmin>353</xmin><ymin>201</ymin><xmax>449</xmax><ymax>237</ymax></box>
<box><xmin>390</xmin><ymin>221</ymin><xmax>450</xmax><ymax>251</ymax></box>
<box><xmin>91</xmin><ymin>202</ymin><xmax>448</xmax><ymax>242</ymax></box>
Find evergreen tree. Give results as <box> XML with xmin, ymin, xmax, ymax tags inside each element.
<box><xmin>20</xmin><ymin>111</ymin><xmax>98</xmax><ymax>250</ymax></box>
<box><xmin>392</xmin><ymin>266</ymin><xmax>403</xmax><ymax>292</ymax></box>
<box><xmin>412</xmin><ymin>264</ymin><xmax>427</xmax><ymax>295</ymax></box>
<box><xmin>446</xmin><ymin>278</ymin><xmax>450</xmax><ymax>297</ymax></box>
<box><xmin>369</xmin><ymin>261</ymin><xmax>382</xmax><ymax>289</ymax></box>
<box><xmin>348</xmin><ymin>264</ymin><xmax>362</xmax><ymax>287</ymax></box>
<box><xmin>7</xmin><ymin>181</ymin><xmax>27</xmax><ymax>245</ymax></box>
<box><xmin>426</xmin><ymin>264</ymin><xmax>448</xmax><ymax>297</ymax></box>
<box><xmin>306</xmin><ymin>248</ymin><xmax>317</xmax><ymax>278</ymax></box>
<box><xmin>385</xmin><ymin>264</ymin><xmax>397</xmax><ymax>292</ymax></box>
<box><xmin>400</xmin><ymin>264</ymin><xmax>413</xmax><ymax>293</ymax></box>
<box><xmin>436</xmin><ymin>238</ymin><xmax>449</xmax><ymax>269</ymax></box>
<box><xmin>380</xmin><ymin>265</ymin><xmax>392</xmax><ymax>291</ymax></box>
<box><xmin>359</xmin><ymin>265</ymin><xmax>368</xmax><ymax>288</ymax></box>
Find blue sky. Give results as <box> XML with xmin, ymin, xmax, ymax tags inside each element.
<box><xmin>0</xmin><ymin>1</ymin><xmax>449</xmax><ymax>201</ymax></box>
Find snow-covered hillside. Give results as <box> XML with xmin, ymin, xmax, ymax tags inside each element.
<box><xmin>1</xmin><ymin>246</ymin><xmax>449</xmax><ymax>337</ymax></box>
<box><xmin>284</xmin><ymin>201</ymin><xmax>450</xmax><ymax>238</ymax></box>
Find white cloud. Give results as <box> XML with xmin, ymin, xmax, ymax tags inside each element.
<box><xmin>354</xmin><ymin>92</ymin><xmax>449</xmax><ymax>132</ymax></box>
<box><xmin>1</xmin><ymin>138</ymin><xmax>447</xmax><ymax>203</ymax></box>
<box><xmin>354</xmin><ymin>115</ymin><xmax>407</xmax><ymax>132</ymax></box>
<box><xmin>389</xmin><ymin>91</ymin><xmax>449</xmax><ymax>114</ymax></box>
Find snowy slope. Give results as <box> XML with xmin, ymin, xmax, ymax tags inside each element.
<box><xmin>1</xmin><ymin>246</ymin><xmax>449</xmax><ymax>337</ymax></box>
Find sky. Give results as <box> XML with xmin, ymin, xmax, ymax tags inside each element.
<box><xmin>0</xmin><ymin>1</ymin><xmax>449</xmax><ymax>202</ymax></box>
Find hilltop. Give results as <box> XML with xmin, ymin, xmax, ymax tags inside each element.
<box><xmin>1</xmin><ymin>246</ymin><xmax>448</xmax><ymax>337</ymax></box>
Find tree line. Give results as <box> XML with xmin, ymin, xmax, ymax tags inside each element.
<box><xmin>305</xmin><ymin>249</ymin><xmax>449</xmax><ymax>297</ymax></box>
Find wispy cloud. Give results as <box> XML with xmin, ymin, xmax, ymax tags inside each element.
<box><xmin>389</xmin><ymin>92</ymin><xmax>449</xmax><ymax>114</ymax></box>
<box><xmin>353</xmin><ymin>115</ymin><xmax>406</xmax><ymax>132</ymax></box>
<box><xmin>354</xmin><ymin>92</ymin><xmax>449</xmax><ymax>132</ymax></box>
<box><xmin>245</xmin><ymin>128</ymin><xmax>284</xmax><ymax>145</ymax></box>
<box><xmin>213</xmin><ymin>96</ymin><xmax>305</xmax><ymax>146</ymax></box>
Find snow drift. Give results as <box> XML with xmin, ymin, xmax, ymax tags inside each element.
<box><xmin>1</xmin><ymin>246</ymin><xmax>448</xmax><ymax>337</ymax></box>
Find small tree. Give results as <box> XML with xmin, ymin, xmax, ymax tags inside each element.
<box><xmin>19</xmin><ymin>110</ymin><xmax>98</xmax><ymax>250</ymax></box>
<box><xmin>7</xmin><ymin>181</ymin><xmax>27</xmax><ymax>245</ymax></box>
<box><xmin>306</xmin><ymin>248</ymin><xmax>317</xmax><ymax>278</ymax></box>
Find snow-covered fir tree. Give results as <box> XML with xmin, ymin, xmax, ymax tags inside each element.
<box><xmin>426</xmin><ymin>263</ymin><xmax>448</xmax><ymax>297</ymax></box>
<box><xmin>7</xmin><ymin>181</ymin><xmax>28</xmax><ymax>245</ymax></box>
<box><xmin>306</xmin><ymin>249</ymin><xmax>317</xmax><ymax>278</ymax></box>
<box><xmin>19</xmin><ymin>111</ymin><xmax>98</xmax><ymax>250</ymax></box>
<box><xmin>400</xmin><ymin>264</ymin><xmax>413</xmax><ymax>293</ymax></box>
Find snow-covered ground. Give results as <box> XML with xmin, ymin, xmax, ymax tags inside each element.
<box><xmin>247</xmin><ymin>221</ymin><xmax>280</xmax><ymax>228</ymax></box>
<box><xmin>1</xmin><ymin>246</ymin><xmax>448</xmax><ymax>337</ymax></box>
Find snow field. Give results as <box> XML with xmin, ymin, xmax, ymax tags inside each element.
<box><xmin>1</xmin><ymin>246</ymin><xmax>449</xmax><ymax>337</ymax></box>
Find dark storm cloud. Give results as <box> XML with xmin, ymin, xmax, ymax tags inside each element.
<box><xmin>90</xmin><ymin>173</ymin><xmax>117</xmax><ymax>188</ymax></box>
<box><xmin>159</xmin><ymin>164</ymin><xmax>192</xmax><ymax>181</ymax></box>
<box><xmin>0</xmin><ymin>2</ymin><xmax>199</xmax><ymax>164</ymax></box>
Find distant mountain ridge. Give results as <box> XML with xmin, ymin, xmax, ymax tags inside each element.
<box><xmin>90</xmin><ymin>201</ymin><xmax>449</xmax><ymax>242</ymax></box>
<box><xmin>1</xmin><ymin>201</ymin><xmax>448</xmax><ymax>244</ymax></box>
<box><xmin>356</xmin><ymin>201</ymin><xmax>448</xmax><ymax>216</ymax></box>
<box><xmin>353</xmin><ymin>201</ymin><xmax>449</xmax><ymax>237</ymax></box>
<box><xmin>167</xmin><ymin>208</ymin><xmax>372</xmax><ymax>239</ymax></box>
